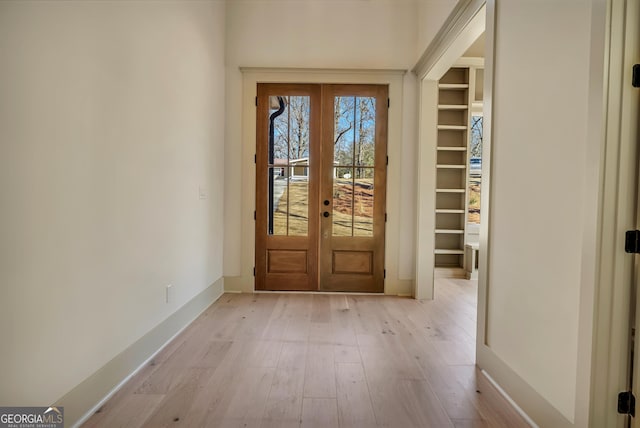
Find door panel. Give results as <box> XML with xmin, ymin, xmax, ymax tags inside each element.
<box><xmin>256</xmin><ymin>83</ymin><xmax>387</xmax><ymax>292</ymax></box>
<box><xmin>320</xmin><ymin>85</ymin><xmax>388</xmax><ymax>292</ymax></box>
<box><xmin>256</xmin><ymin>84</ymin><xmax>320</xmax><ymax>291</ymax></box>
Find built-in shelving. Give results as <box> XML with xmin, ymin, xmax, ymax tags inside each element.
<box><xmin>434</xmin><ymin>66</ymin><xmax>474</xmax><ymax>268</ymax></box>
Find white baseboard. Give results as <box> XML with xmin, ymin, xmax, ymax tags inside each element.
<box><xmin>477</xmin><ymin>344</ymin><xmax>575</xmax><ymax>427</ymax></box>
<box><xmin>481</xmin><ymin>369</ymin><xmax>539</xmax><ymax>428</ymax></box>
<box><xmin>57</xmin><ymin>277</ymin><xmax>225</xmax><ymax>427</ymax></box>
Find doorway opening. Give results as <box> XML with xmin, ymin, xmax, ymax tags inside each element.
<box><xmin>255</xmin><ymin>83</ymin><xmax>389</xmax><ymax>293</ymax></box>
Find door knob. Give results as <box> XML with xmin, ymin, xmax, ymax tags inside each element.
<box><xmin>323</xmin><ymin>211</ymin><xmax>330</xmax><ymax>218</ymax></box>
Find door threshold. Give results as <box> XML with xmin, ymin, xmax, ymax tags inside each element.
<box><xmin>253</xmin><ymin>290</ymin><xmax>385</xmax><ymax>295</ymax></box>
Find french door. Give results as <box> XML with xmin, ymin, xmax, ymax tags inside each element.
<box><xmin>255</xmin><ymin>83</ymin><xmax>388</xmax><ymax>292</ymax></box>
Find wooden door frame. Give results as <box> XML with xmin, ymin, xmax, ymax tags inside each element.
<box><xmin>234</xmin><ymin>69</ymin><xmax>406</xmax><ymax>295</ymax></box>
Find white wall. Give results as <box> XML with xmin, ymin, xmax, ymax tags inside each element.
<box><xmin>0</xmin><ymin>0</ymin><xmax>226</xmax><ymax>408</ymax></box>
<box><xmin>417</xmin><ymin>0</ymin><xmax>458</xmax><ymax>59</ymax></box>
<box><xmin>224</xmin><ymin>0</ymin><xmax>420</xmax><ymax>293</ymax></box>
<box><xmin>483</xmin><ymin>0</ymin><xmax>593</xmax><ymax>422</ymax></box>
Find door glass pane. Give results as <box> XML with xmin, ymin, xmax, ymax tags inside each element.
<box><xmin>289</xmin><ymin>168</ymin><xmax>309</xmax><ymax>236</ymax></box>
<box><xmin>354</xmin><ymin>97</ymin><xmax>376</xmax><ymax>167</ymax></box>
<box><xmin>354</xmin><ymin>171</ymin><xmax>374</xmax><ymax>237</ymax></box>
<box><xmin>334</xmin><ymin>96</ymin><xmax>376</xmax><ymax>167</ymax></box>
<box><xmin>333</xmin><ymin>173</ymin><xmax>353</xmax><ymax>236</ymax></box>
<box><xmin>267</xmin><ymin>95</ymin><xmax>310</xmax><ymax>236</ymax></box>
<box><xmin>334</xmin><ymin>96</ymin><xmax>354</xmax><ymax>165</ymax></box>
<box><xmin>332</xmin><ymin>96</ymin><xmax>377</xmax><ymax>237</ymax></box>
<box><xmin>468</xmin><ymin>115</ymin><xmax>483</xmax><ymax>224</ymax></box>
<box><xmin>270</xmin><ymin>167</ymin><xmax>287</xmax><ymax>235</ymax></box>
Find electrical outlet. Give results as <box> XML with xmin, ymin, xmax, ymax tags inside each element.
<box><xmin>165</xmin><ymin>284</ymin><xmax>172</xmax><ymax>303</ymax></box>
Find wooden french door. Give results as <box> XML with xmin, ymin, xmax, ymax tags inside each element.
<box><xmin>255</xmin><ymin>83</ymin><xmax>388</xmax><ymax>292</ymax></box>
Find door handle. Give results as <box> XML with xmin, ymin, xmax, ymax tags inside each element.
<box><xmin>324</xmin><ymin>200</ymin><xmax>330</xmax><ymax>206</ymax></box>
<box><xmin>323</xmin><ymin>211</ymin><xmax>330</xmax><ymax>218</ymax></box>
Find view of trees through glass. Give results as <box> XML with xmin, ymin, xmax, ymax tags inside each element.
<box><xmin>332</xmin><ymin>96</ymin><xmax>376</xmax><ymax>237</ymax></box>
<box><xmin>268</xmin><ymin>95</ymin><xmax>310</xmax><ymax>236</ymax></box>
<box><xmin>468</xmin><ymin>115</ymin><xmax>483</xmax><ymax>224</ymax></box>
<box><xmin>265</xmin><ymin>95</ymin><xmax>378</xmax><ymax>237</ymax></box>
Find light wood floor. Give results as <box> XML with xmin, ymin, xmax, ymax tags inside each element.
<box><xmin>83</xmin><ymin>278</ymin><xmax>529</xmax><ymax>428</ymax></box>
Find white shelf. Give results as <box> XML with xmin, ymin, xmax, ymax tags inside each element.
<box><xmin>437</xmin><ymin>147</ymin><xmax>467</xmax><ymax>151</ymax></box>
<box><xmin>435</xmin><ymin>209</ymin><xmax>465</xmax><ymax>214</ymax></box>
<box><xmin>436</xmin><ymin>188</ymin><xmax>466</xmax><ymax>193</ymax></box>
<box><xmin>435</xmin><ymin>229</ymin><xmax>464</xmax><ymax>234</ymax></box>
<box><xmin>437</xmin><ymin>125</ymin><xmax>467</xmax><ymax>130</ymax></box>
<box><xmin>434</xmin><ymin>249</ymin><xmax>465</xmax><ymax>255</ymax></box>
<box><xmin>438</xmin><ymin>83</ymin><xmax>469</xmax><ymax>90</ymax></box>
<box><xmin>438</xmin><ymin>104</ymin><xmax>468</xmax><ymax>110</ymax></box>
<box><xmin>436</xmin><ymin>164</ymin><xmax>467</xmax><ymax>169</ymax></box>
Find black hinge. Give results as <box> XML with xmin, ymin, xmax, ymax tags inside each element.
<box><xmin>625</xmin><ymin>230</ymin><xmax>640</xmax><ymax>253</ymax></box>
<box><xmin>254</xmin><ymin>154</ymin><xmax>257</xmax><ymax>164</ymax></box>
<box><xmin>254</xmin><ymin>211</ymin><xmax>256</xmax><ymax>220</ymax></box>
<box><xmin>386</xmin><ymin>156</ymin><xmax>389</xmax><ymax>165</ymax></box>
<box><xmin>385</xmin><ymin>213</ymin><xmax>387</xmax><ymax>222</ymax></box>
<box><xmin>255</xmin><ymin>96</ymin><xmax>258</xmax><ymax>106</ymax></box>
<box><xmin>253</xmin><ymin>267</ymin><xmax>256</xmax><ymax>277</ymax></box>
<box><xmin>633</xmin><ymin>64</ymin><xmax>640</xmax><ymax>88</ymax></box>
<box><xmin>387</xmin><ymin>98</ymin><xmax>390</xmax><ymax>108</ymax></box>
<box><xmin>383</xmin><ymin>269</ymin><xmax>386</xmax><ymax>279</ymax></box>
<box><xmin>618</xmin><ymin>391</ymin><xmax>635</xmax><ymax>416</ymax></box>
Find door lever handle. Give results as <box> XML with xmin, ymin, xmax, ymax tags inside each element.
<box><xmin>323</xmin><ymin>211</ymin><xmax>330</xmax><ymax>218</ymax></box>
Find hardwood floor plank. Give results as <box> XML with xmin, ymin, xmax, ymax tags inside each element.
<box><xmin>367</xmin><ymin>378</ymin><xmax>453</xmax><ymax>428</ymax></box>
<box><xmin>135</xmin><ymin>340</ymin><xmax>232</xmax><ymax>394</ymax></box>
<box><xmin>260</xmin><ymin>366</ymin><xmax>305</xmax><ymax>428</ymax></box>
<box><xmin>303</xmin><ymin>343</ymin><xmax>336</xmax><ymax>398</ymax></box>
<box><xmin>335</xmin><ymin>362</ymin><xmax>377</xmax><ymax>427</ymax></box>
<box><xmin>330</xmin><ymin>295</ymin><xmax>358</xmax><ymax>346</ymax></box>
<box><xmin>452</xmin><ymin>419</ymin><xmax>490</xmax><ymax>428</ymax></box>
<box><xmin>212</xmin><ymin>367</ymin><xmax>275</xmax><ymax>426</ymax></box>
<box><xmin>333</xmin><ymin>344</ymin><xmax>361</xmax><ymax>364</ymax></box>
<box><xmin>281</xmin><ymin>295</ymin><xmax>312</xmax><ymax>342</ymax></box>
<box><xmin>140</xmin><ymin>367</ymin><xmax>216</xmax><ymax>428</ymax></box>
<box><xmin>278</xmin><ymin>341</ymin><xmax>308</xmax><ymax>369</ymax></box>
<box><xmin>301</xmin><ymin>398</ymin><xmax>339</xmax><ymax>428</ymax></box>
<box><xmin>82</xmin><ymin>393</ymin><xmax>164</xmax><ymax>428</ymax></box>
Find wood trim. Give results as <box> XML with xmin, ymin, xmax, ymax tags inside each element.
<box><xmin>412</xmin><ymin>0</ymin><xmax>486</xmax><ymax>80</ymax></box>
